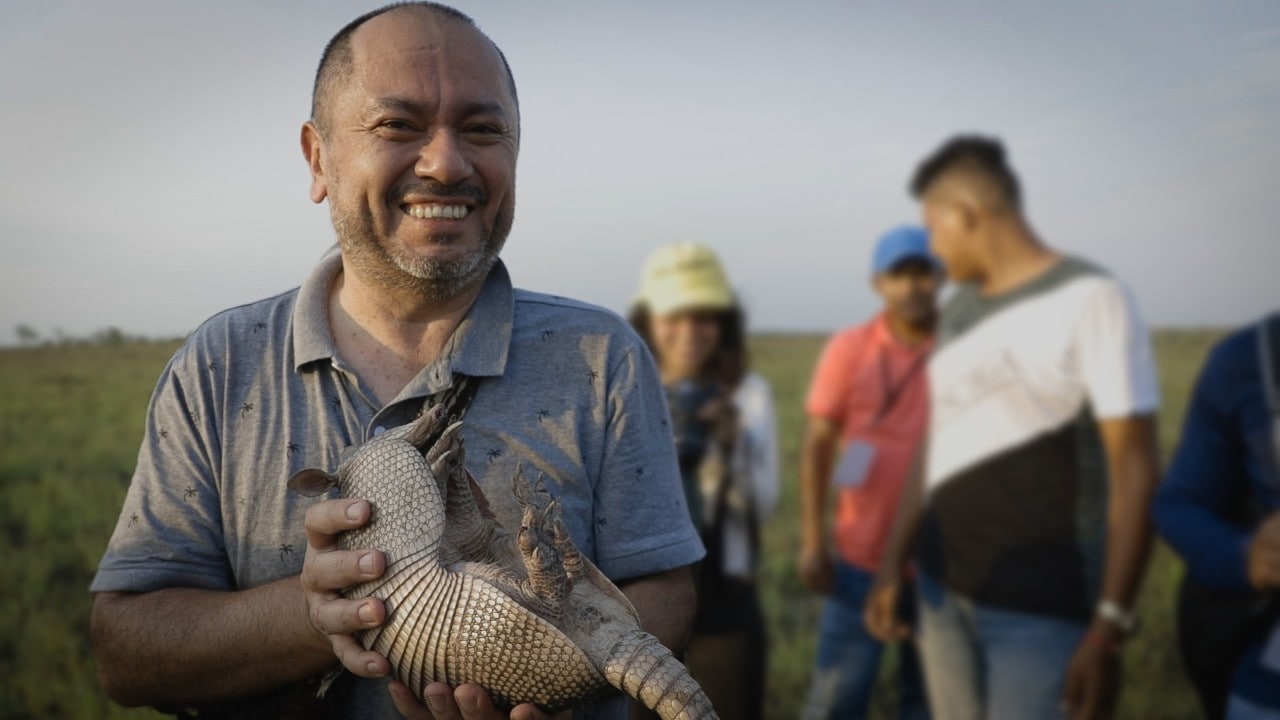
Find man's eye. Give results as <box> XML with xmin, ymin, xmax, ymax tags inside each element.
<box><xmin>380</xmin><ymin>120</ymin><xmax>415</xmax><ymax>131</ymax></box>
<box><xmin>465</xmin><ymin>124</ymin><xmax>500</xmax><ymax>135</ymax></box>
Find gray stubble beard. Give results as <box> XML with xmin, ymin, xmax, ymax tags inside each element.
<box><xmin>334</xmin><ymin>202</ymin><xmax>513</xmax><ymax>304</ymax></box>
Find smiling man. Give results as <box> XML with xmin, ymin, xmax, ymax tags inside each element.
<box><xmin>88</xmin><ymin>4</ymin><xmax>702</xmax><ymax>720</ymax></box>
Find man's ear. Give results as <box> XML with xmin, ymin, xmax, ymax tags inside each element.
<box><xmin>301</xmin><ymin>121</ymin><xmax>328</xmax><ymax>204</ymax></box>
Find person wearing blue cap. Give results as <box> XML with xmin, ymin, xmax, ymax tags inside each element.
<box><xmin>866</xmin><ymin>135</ymin><xmax>1161</xmax><ymax>720</ymax></box>
<box><xmin>797</xmin><ymin>226</ymin><xmax>942</xmax><ymax>719</ymax></box>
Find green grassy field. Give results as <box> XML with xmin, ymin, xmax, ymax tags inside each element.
<box><xmin>0</xmin><ymin>329</ymin><xmax>1224</xmax><ymax>719</ymax></box>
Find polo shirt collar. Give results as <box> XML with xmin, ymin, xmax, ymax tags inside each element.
<box><xmin>440</xmin><ymin>259</ymin><xmax>513</xmax><ymax>379</ymax></box>
<box><xmin>292</xmin><ymin>245</ymin><xmax>343</xmax><ymax>371</ymax></box>
<box><xmin>290</xmin><ymin>245</ymin><xmax>514</xmax><ymax>382</ymax></box>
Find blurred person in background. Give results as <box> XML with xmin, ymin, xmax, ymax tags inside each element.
<box><xmin>1154</xmin><ymin>312</ymin><xmax>1280</xmax><ymax>720</ymax></box>
<box><xmin>866</xmin><ymin>135</ymin><xmax>1162</xmax><ymax>720</ymax></box>
<box><xmin>629</xmin><ymin>243</ymin><xmax>780</xmax><ymax>720</ymax></box>
<box><xmin>797</xmin><ymin>226</ymin><xmax>940</xmax><ymax>720</ymax></box>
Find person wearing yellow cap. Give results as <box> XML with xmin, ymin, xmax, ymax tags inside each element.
<box><xmin>629</xmin><ymin>243</ymin><xmax>779</xmax><ymax>720</ymax></box>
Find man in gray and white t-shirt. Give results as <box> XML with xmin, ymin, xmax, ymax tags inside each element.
<box><xmin>866</xmin><ymin>135</ymin><xmax>1161</xmax><ymax>720</ymax></box>
<box><xmin>88</xmin><ymin>4</ymin><xmax>702</xmax><ymax>720</ymax></box>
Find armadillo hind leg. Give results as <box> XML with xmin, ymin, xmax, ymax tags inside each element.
<box><xmin>603</xmin><ymin>631</ymin><xmax>719</xmax><ymax>720</ymax></box>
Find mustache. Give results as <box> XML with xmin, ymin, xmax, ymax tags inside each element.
<box><xmin>390</xmin><ymin>181</ymin><xmax>487</xmax><ymax>205</ymax></box>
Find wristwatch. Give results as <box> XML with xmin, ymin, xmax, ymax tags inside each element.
<box><xmin>1096</xmin><ymin>600</ymin><xmax>1140</xmax><ymax>635</ymax></box>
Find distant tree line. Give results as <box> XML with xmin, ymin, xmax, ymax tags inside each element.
<box><xmin>12</xmin><ymin>324</ymin><xmax>185</xmax><ymax>348</ymax></box>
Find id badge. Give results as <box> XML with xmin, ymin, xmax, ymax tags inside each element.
<box><xmin>1263</xmin><ymin>616</ymin><xmax>1280</xmax><ymax>672</ymax></box>
<box><xmin>834</xmin><ymin>440</ymin><xmax>877</xmax><ymax>489</ymax></box>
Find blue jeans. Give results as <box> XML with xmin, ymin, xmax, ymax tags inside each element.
<box><xmin>914</xmin><ymin>572</ymin><xmax>1087</xmax><ymax>720</ymax></box>
<box><xmin>801</xmin><ymin>561</ymin><xmax>929</xmax><ymax>720</ymax></box>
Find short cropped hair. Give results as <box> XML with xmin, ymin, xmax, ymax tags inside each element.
<box><xmin>910</xmin><ymin>135</ymin><xmax>1022</xmax><ymax>210</ymax></box>
<box><xmin>310</xmin><ymin>1</ymin><xmax>519</xmax><ymax>133</ymax></box>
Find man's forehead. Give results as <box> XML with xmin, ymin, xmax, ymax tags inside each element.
<box><xmin>344</xmin><ymin>12</ymin><xmax>512</xmax><ymax>104</ymax></box>
<box><xmin>350</xmin><ymin>11</ymin><xmax>496</xmax><ymax>74</ymax></box>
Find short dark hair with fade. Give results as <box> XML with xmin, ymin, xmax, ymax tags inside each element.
<box><xmin>309</xmin><ymin>1</ymin><xmax>520</xmax><ymax>133</ymax></box>
<box><xmin>909</xmin><ymin>135</ymin><xmax>1022</xmax><ymax>209</ymax></box>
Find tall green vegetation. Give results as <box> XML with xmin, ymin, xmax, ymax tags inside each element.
<box><xmin>0</xmin><ymin>330</ymin><xmax>1224</xmax><ymax>718</ymax></box>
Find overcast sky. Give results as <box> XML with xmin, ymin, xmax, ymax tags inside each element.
<box><xmin>2</xmin><ymin>1</ymin><xmax>1278</xmax><ymax>342</ymax></box>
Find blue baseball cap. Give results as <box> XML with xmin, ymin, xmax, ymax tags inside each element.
<box><xmin>872</xmin><ymin>225</ymin><xmax>940</xmax><ymax>275</ymax></box>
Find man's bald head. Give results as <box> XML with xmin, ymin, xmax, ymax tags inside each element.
<box><xmin>309</xmin><ymin>1</ymin><xmax>519</xmax><ymax>135</ymax></box>
<box><xmin>910</xmin><ymin>135</ymin><xmax>1022</xmax><ymax>215</ymax></box>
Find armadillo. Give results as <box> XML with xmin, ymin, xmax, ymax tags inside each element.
<box><xmin>288</xmin><ymin>398</ymin><xmax>718</xmax><ymax>719</ymax></box>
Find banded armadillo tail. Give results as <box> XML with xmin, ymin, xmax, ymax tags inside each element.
<box><xmin>602</xmin><ymin>631</ymin><xmax>719</xmax><ymax>720</ymax></box>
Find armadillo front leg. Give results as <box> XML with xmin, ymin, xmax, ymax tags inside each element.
<box><xmin>514</xmin><ymin>498</ymin><xmax>579</xmax><ymax>622</ymax></box>
<box><xmin>452</xmin><ymin>473</ymin><xmax>581</xmax><ymax>622</ymax></box>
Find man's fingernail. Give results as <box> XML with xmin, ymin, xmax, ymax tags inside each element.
<box><xmin>346</xmin><ymin>502</ymin><xmax>363</xmax><ymax>521</ymax></box>
<box><xmin>359</xmin><ymin>602</ymin><xmax>376</xmax><ymax>623</ymax></box>
<box><xmin>459</xmin><ymin>694</ymin><xmax>480</xmax><ymax>711</ymax></box>
<box><xmin>359</xmin><ymin>553</ymin><xmax>376</xmax><ymax>574</ymax></box>
<box><xmin>366</xmin><ymin>660</ymin><xmax>384</xmax><ymax>676</ymax></box>
<box><xmin>427</xmin><ymin>695</ymin><xmax>446</xmax><ymax>712</ymax></box>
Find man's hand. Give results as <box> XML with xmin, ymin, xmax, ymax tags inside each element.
<box><xmin>797</xmin><ymin>545</ymin><xmax>835</xmax><ymax>595</ymax></box>
<box><xmin>1061</xmin><ymin>625</ymin><xmax>1122</xmax><ymax>720</ymax></box>
<box><xmin>390</xmin><ymin>681</ymin><xmax>563</xmax><ymax>720</ymax></box>
<box><xmin>1248</xmin><ymin>511</ymin><xmax>1280</xmax><ymax>591</ymax></box>
<box><xmin>300</xmin><ymin>497</ymin><xmax>392</xmax><ymax>678</ymax></box>
<box><xmin>863</xmin><ymin>570</ymin><xmax>910</xmax><ymax>643</ymax></box>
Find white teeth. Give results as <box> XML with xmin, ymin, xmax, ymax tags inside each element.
<box><xmin>405</xmin><ymin>204</ymin><xmax>468</xmax><ymax>219</ymax></box>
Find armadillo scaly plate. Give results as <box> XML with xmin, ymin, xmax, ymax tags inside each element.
<box><xmin>289</xmin><ymin>399</ymin><xmax>718</xmax><ymax>719</ymax></box>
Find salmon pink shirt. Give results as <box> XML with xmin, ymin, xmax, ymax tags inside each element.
<box><xmin>805</xmin><ymin>313</ymin><xmax>933</xmax><ymax>572</ymax></box>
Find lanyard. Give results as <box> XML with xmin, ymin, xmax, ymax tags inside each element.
<box><xmin>870</xmin><ymin>348</ymin><xmax>929</xmax><ymax>428</ymax></box>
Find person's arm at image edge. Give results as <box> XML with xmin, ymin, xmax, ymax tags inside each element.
<box><xmin>1153</xmin><ymin>336</ymin><xmax>1259</xmax><ymax>592</ymax></box>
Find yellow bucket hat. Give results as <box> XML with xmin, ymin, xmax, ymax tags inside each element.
<box><xmin>636</xmin><ymin>243</ymin><xmax>735</xmax><ymax>315</ymax></box>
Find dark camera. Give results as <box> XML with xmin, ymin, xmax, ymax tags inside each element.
<box><xmin>667</xmin><ymin>379</ymin><xmax>720</xmax><ymax>470</ymax></box>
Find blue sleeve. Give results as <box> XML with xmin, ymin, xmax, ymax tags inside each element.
<box><xmin>1152</xmin><ymin>332</ymin><xmax>1254</xmax><ymax>591</ymax></box>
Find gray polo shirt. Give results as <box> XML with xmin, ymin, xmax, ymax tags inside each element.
<box><xmin>93</xmin><ymin>246</ymin><xmax>703</xmax><ymax>719</ymax></box>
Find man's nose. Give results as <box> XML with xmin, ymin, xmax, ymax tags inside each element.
<box><xmin>415</xmin><ymin>130</ymin><xmax>473</xmax><ymax>185</ymax></box>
